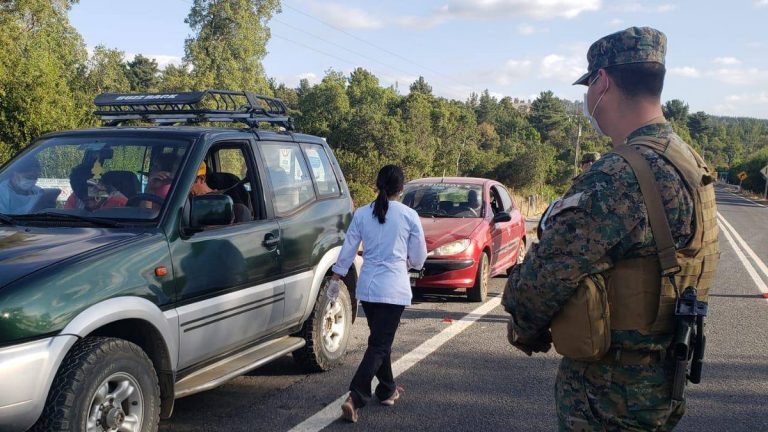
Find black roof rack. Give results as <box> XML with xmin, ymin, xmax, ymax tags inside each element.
<box><xmin>93</xmin><ymin>90</ymin><xmax>293</xmax><ymax>130</ymax></box>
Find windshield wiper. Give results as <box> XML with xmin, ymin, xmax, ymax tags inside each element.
<box><xmin>18</xmin><ymin>211</ymin><xmax>121</xmax><ymax>228</ymax></box>
<box><xmin>0</xmin><ymin>213</ymin><xmax>16</xmax><ymax>225</ymax></box>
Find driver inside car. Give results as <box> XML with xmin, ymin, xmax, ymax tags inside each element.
<box><xmin>64</xmin><ymin>163</ymin><xmax>127</xmax><ymax>211</ymax></box>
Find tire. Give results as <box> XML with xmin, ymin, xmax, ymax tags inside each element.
<box><xmin>293</xmin><ymin>276</ymin><xmax>353</xmax><ymax>372</ymax></box>
<box><xmin>467</xmin><ymin>252</ymin><xmax>490</xmax><ymax>302</ymax></box>
<box><xmin>31</xmin><ymin>337</ymin><xmax>160</xmax><ymax>432</ymax></box>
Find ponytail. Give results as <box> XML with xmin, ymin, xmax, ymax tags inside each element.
<box><xmin>372</xmin><ymin>164</ymin><xmax>405</xmax><ymax>224</ymax></box>
<box><xmin>373</xmin><ymin>190</ymin><xmax>389</xmax><ymax>224</ymax></box>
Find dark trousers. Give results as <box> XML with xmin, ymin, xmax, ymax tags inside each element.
<box><xmin>349</xmin><ymin>301</ymin><xmax>405</xmax><ymax>408</ymax></box>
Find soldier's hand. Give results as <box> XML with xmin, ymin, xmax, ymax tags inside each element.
<box><xmin>506</xmin><ymin>319</ymin><xmax>551</xmax><ymax>356</ymax></box>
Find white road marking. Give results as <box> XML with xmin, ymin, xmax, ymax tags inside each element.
<box><xmin>721</xmin><ymin>190</ymin><xmax>766</xmax><ymax>208</ymax></box>
<box><xmin>717</xmin><ymin>213</ymin><xmax>768</xmax><ymax>282</ymax></box>
<box><xmin>717</xmin><ymin>219</ymin><xmax>768</xmax><ymax>303</ymax></box>
<box><xmin>289</xmin><ymin>297</ymin><xmax>503</xmax><ymax>432</ymax></box>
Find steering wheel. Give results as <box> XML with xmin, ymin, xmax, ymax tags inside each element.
<box><xmin>126</xmin><ymin>193</ymin><xmax>165</xmax><ymax>207</ymax></box>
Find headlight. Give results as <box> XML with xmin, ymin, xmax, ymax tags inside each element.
<box><xmin>430</xmin><ymin>239</ymin><xmax>471</xmax><ymax>257</ymax></box>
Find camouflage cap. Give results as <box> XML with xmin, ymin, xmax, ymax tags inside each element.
<box><xmin>573</xmin><ymin>26</ymin><xmax>667</xmax><ymax>86</ymax></box>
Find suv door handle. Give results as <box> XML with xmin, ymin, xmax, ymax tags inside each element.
<box><xmin>263</xmin><ymin>234</ymin><xmax>280</xmax><ymax>248</ymax></box>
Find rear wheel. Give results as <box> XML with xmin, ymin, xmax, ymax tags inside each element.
<box><xmin>31</xmin><ymin>337</ymin><xmax>160</xmax><ymax>432</ymax></box>
<box><xmin>467</xmin><ymin>252</ymin><xmax>489</xmax><ymax>302</ymax></box>
<box><xmin>293</xmin><ymin>277</ymin><xmax>353</xmax><ymax>372</ymax></box>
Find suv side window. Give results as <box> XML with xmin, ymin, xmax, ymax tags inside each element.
<box><xmin>495</xmin><ymin>185</ymin><xmax>514</xmax><ymax>213</ymax></box>
<box><xmin>302</xmin><ymin>144</ymin><xmax>340</xmax><ymax>198</ymax></box>
<box><xmin>206</xmin><ymin>143</ymin><xmax>261</xmax><ymax>223</ymax></box>
<box><xmin>261</xmin><ymin>143</ymin><xmax>315</xmax><ymax>215</ymax></box>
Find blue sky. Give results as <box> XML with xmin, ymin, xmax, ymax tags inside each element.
<box><xmin>69</xmin><ymin>0</ymin><xmax>768</xmax><ymax>118</ymax></box>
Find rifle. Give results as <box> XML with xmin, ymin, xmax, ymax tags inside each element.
<box><xmin>671</xmin><ymin>286</ymin><xmax>708</xmax><ymax>401</ymax></box>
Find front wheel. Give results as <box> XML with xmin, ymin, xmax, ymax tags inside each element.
<box><xmin>31</xmin><ymin>337</ymin><xmax>160</xmax><ymax>432</ymax></box>
<box><xmin>467</xmin><ymin>252</ymin><xmax>490</xmax><ymax>302</ymax></box>
<box><xmin>293</xmin><ymin>276</ymin><xmax>353</xmax><ymax>372</ymax></box>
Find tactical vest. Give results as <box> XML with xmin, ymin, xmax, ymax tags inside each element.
<box><xmin>607</xmin><ymin>135</ymin><xmax>720</xmax><ymax>335</ymax></box>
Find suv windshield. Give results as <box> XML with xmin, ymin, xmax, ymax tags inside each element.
<box><xmin>0</xmin><ymin>136</ymin><xmax>189</xmax><ymax>222</ymax></box>
<box><xmin>401</xmin><ymin>183</ymin><xmax>483</xmax><ymax>218</ymax></box>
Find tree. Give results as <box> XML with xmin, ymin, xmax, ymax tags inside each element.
<box><xmin>0</xmin><ymin>0</ymin><xmax>88</xmax><ymax>162</ymax></box>
<box><xmin>663</xmin><ymin>99</ymin><xmax>689</xmax><ymax>124</ymax></box>
<box><xmin>687</xmin><ymin>111</ymin><xmax>712</xmax><ymax>143</ymax></box>
<box><xmin>528</xmin><ymin>91</ymin><xmax>568</xmax><ymax>143</ymax></box>
<box><xmin>127</xmin><ymin>54</ymin><xmax>160</xmax><ymax>92</ymax></box>
<box><xmin>158</xmin><ymin>64</ymin><xmax>193</xmax><ymax>92</ymax></box>
<box><xmin>85</xmin><ymin>46</ymin><xmax>130</xmax><ymax>95</ymax></box>
<box><xmin>409</xmin><ymin>76</ymin><xmax>432</xmax><ymax>96</ymax></box>
<box><xmin>183</xmin><ymin>0</ymin><xmax>280</xmax><ymax>94</ymax></box>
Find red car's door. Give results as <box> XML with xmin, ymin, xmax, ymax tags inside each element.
<box><xmin>489</xmin><ymin>184</ymin><xmax>522</xmax><ymax>274</ymax></box>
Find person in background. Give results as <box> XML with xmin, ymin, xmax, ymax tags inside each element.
<box><xmin>0</xmin><ymin>156</ymin><xmax>43</xmax><ymax>214</ymax></box>
<box><xmin>64</xmin><ymin>163</ymin><xmax>127</xmax><ymax>211</ymax></box>
<box><xmin>580</xmin><ymin>151</ymin><xmax>601</xmax><ymax>173</ymax></box>
<box><xmin>331</xmin><ymin>164</ymin><xmax>427</xmax><ymax>423</ymax></box>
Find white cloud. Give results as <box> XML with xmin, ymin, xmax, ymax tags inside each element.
<box><xmin>496</xmin><ymin>59</ymin><xmax>534</xmax><ymax>85</ymax></box>
<box><xmin>714</xmin><ymin>57</ymin><xmax>741</xmax><ymax>65</ymax></box>
<box><xmin>755</xmin><ymin>0</ymin><xmax>768</xmax><ymax>7</ymax></box>
<box><xmin>609</xmin><ymin>18</ymin><xmax>624</xmax><ymax>26</ymax></box>
<box><xmin>399</xmin><ymin>0</ymin><xmax>601</xmax><ymax>29</ymax></box>
<box><xmin>517</xmin><ymin>23</ymin><xmax>548</xmax><ymax>35</ymax></box>
<box><xmin>710</xmin><ymin>67</ymin><xmax>768</xmax><ymax>85</ymax></box>
<box><xmin>670</xmin><ymin>66</ymin><xmax>701</xmax><ymax>78</ymax></box>
<box><xmin>540</xmin><ymin>53</ymin><xmax>586</xmax><ymax>83</ymax></box>
<box><xmin>307</xmin><ymin>2</ymin><xmax>383</xmax><ymax>30</ymax></box>
<box><xmin>611</xmin><ymin>2</ymin><xmax>676</xmax><ymax>13</ymax></box>
<box><xmin>713</xmin><ymin>92</ymin><xmax>768</xmax><ymax>117</ymax></box>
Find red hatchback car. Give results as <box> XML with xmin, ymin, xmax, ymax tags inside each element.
<box><xmin>401</xmin><ymin>177</ymin><xmax>527</xmax><ymax>301</ymax></box>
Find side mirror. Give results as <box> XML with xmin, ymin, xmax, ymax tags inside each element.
<box><xmin>189</xmin><ymin>194</ymin><xmax>234</xmax><ymax>229</ymax></box>
<box><xmin>492</xmin><ymin>211</ymin><xmax>512</xmax><ymax>224</ymax></box>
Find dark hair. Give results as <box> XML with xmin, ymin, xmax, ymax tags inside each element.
<box><xmin>604</xmin><ymin>62</ymin><xmax>666</xmax><ymax>99</ymax></box>
<box><xmin>373</xmin><ymin>165</ymin><xmax>405</xmax><ymax>224</ymax></box>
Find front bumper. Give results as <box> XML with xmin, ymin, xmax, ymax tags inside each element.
<box><xmin>0</xmin><ymin>335</ymin><xmax>77</xmax><ymax>432</ymax></box>
<box><xmin>412</xmin><ymin>258</ymin><xmax>477</xmax><ymax>289</ymax></box>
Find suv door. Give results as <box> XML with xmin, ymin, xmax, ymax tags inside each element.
<box><xmin>171</xmin><ymin>140</ymin><xmax>284</xmax><ymax>370</ymax></box>
<box><xmin>260</xmin><ymin>142</ymin><xmax>338</xmax><ymax>325</ymax></box>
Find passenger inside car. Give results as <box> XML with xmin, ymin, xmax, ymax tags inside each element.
<box><xmin>64</xmin><ymin>163</ymin><xmax>128</xmax><ymax>211</ymax></box>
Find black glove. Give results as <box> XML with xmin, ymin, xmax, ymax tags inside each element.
<box><xmin>506</xmin><ymin>319</ymin><xmax>552</xmax><ymax>356</ymax></box>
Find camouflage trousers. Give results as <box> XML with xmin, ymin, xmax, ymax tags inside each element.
<box><xmin>555</xmin><ymin>357</ymin><xmax>685</xmax><ymax>431</ymax></box>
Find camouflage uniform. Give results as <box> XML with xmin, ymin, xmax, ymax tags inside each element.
<box><xmin>504</xmin><ymin>27</ymin><xmax>696</xmax><ymax>431</ymax></box>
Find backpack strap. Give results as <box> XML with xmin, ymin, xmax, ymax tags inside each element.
<box><xmin>613</xmin><ymin>143</ymin><xmax>680</xmax><ymax>276</ymax></box>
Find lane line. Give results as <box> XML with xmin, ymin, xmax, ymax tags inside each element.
<box><xmin>289</xmin><ymin>297</ymin><xmax>503</xmax><ymax>432</ymax></box>
<box><xmin>720</xmin><ymin>190</ymin><xmax>766</xmax><ymax>208</ymax></box>
<box><xmin>717</xmin><ymin>213</ymin><xmax>768</xmax><ymax>281</ymax></box>
<box><xmin>717</xmin><ymin>220</ymin><xmax>768</xmax><ymax>303</ymax></box>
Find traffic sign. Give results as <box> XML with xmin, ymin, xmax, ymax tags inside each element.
<box><xmin>738</xmin><ymin>171</ymin><xmax>748</xmax><ymax>181</ymax></box>
<box><xmin>761</xmin><ymin>165</ymin><xmax>768</xmax><ymax>179</ymax></box>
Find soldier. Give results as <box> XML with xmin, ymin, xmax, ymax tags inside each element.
<box><xmin>580</xmin><ymin>152</ymin><xmax>600</xmax><ymax>173</ymax></box>
<box><xmin>503</xmin><ymin>26</ymin><xmax>719</xmax><ymax>431</ymax></box>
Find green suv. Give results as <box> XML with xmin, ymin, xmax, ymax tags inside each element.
<box><xmin>0</xmin><ymin>91</ymin><xmax>360</xmax><ymax>431</ymax></box>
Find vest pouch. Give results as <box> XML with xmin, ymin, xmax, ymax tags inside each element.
<box><xmin>551</xmin><ymin>274</ymin><xmax>610</xmax><ymax>361</ymax></box>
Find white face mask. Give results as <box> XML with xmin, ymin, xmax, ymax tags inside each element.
<box><xmin>583</xmin><ymin>75</ymin><xmax>607</xmax><ymax>136</ymax></box>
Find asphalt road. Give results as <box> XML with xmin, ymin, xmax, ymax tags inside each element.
<box><xmin>159</xmin><ymin>185</ymin><xmax>768</xmax><ymax>431</ymax></box>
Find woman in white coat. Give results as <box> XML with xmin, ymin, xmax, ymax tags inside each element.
<box><xmin>331</xmin><ymin>164</ymin><xmax>427</xmax><ymax>423</ymax></box>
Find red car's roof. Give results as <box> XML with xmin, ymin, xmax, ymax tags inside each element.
<box><xmin>407</xmin><ymin>177</ymin><xmax>492</xmax><ymax>186</ymax></box>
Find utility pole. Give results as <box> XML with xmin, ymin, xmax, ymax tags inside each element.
<box><xmin>573</xmin><ymin>121</ymin><xmax>582</xmax><ymax>171</ymax></box>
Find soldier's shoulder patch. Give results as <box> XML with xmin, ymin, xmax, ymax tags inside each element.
<box><xmin>549</xmin><ymin>191</ymin><xmax>585</xmax><ymax>218</ymax></box>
